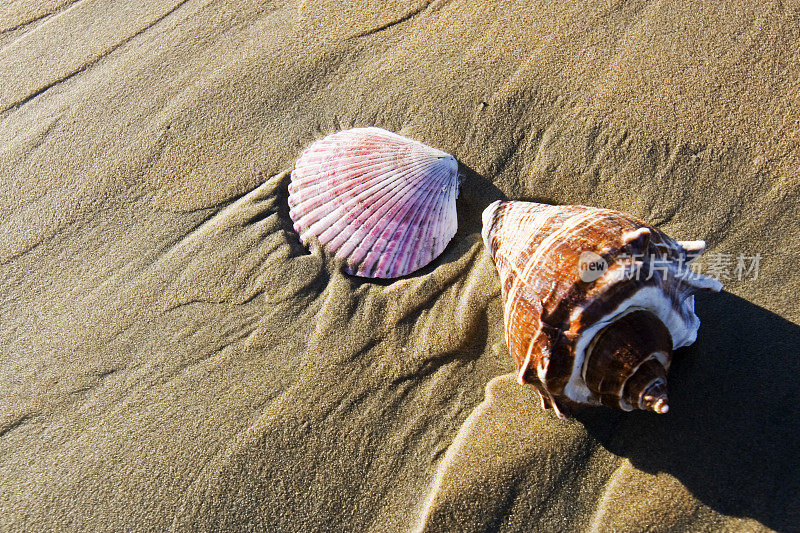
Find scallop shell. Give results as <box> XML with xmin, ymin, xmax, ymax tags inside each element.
<box><xmin>288</xmin><ymin>127</ymin><xmax>459</xmax><ymax>278</ymax></box>
<box><xmin>482</xmin><ymin>200</ymin><xmax>723</xmax><ymax>419</ymax></box>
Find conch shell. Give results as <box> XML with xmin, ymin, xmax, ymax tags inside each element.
<box><xmin>482</xmin><ymin>200</ymin><xmax>722</xmax><ymax>418</ymax></box>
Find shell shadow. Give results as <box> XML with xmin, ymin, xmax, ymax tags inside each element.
<box><xmin>576</xmin><ymin>291</ymin><xmax>800</xmax><ymax>531</ymax></box>
<box><xmin>455</xmin><ymin>161</ymin><xmax>507</xmax><ymax>235</ymax></box>
<box><xmin>271</xmin><ymin>170</ymin><xmax>322</xmax><ymax>258</ymax></box>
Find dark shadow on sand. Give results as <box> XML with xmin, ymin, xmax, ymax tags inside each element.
<box><xmin>455</xmin><ymin>162</ymin><xmax>507</xmax><ymax>234</ymax></box>
<box><xmin>577</xmin><ymin>291</ymin><xmax>800</xmax><ymax>531</ymax></box>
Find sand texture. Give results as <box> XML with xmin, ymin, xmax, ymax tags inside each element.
<box><xmin>1</xmin><ymin>0</ymin><xmax>798</xmax><ymax>531</ymax></box>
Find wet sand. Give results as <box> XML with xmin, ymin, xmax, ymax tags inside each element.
<box><xmin>1</xmin><ymin>1</ymin><xmax>798</xmax><ymax>531</ymax></box>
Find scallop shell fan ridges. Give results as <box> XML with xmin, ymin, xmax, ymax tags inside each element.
<box><xmin>288</xmin><ymin>127</ymin><xmax>459</xmax><ymax>278</ymax></box>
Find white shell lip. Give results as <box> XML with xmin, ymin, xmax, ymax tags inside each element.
<box><xmin>288</xmin><ymin>127</ymin><xmax>460</xmax><ymax>279</ymax></box>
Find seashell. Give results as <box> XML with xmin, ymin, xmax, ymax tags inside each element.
<box><xmin>482</xmin><ymin>200</ymin><xmax>723</xmax><ymax>419</ymax></box>
<box><xmin>288</xmin><ymin>127</ymin><xmax>459</xmax><ymax>278</ymax></box>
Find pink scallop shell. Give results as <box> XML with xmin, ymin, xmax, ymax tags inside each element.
<box><xmin>288</xmin><ymin>127</ymin><xmax>459</xmax><ymax>278</ymax></box>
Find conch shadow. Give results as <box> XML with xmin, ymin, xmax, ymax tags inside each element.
<box><xmin>577</xmin><ymin>291</ymin><xmax>800</xmax><ymax>531</ymax></box>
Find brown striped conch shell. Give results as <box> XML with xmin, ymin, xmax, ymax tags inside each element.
<box><xmin>482</xmin><ymin>200</ymin><xmax>723</xmax><ymax>419</ymax></box>
<box><xmin>288</xmin><ymin>127</ymin><xmax>459</xmax><ymax>278</ymax></box>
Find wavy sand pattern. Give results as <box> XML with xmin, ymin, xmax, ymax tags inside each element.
<box><xmin>1</xmin><ymin>0</ymin><xmax>798</xmax><ymax>530</ymax></box>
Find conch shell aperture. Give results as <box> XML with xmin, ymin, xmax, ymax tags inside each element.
<box><xmin>482</xmin><ymin>200</ymin><xmax>722</xmax><ymax>419</ymax></box>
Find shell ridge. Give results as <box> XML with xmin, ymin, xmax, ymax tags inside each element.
<box><xmin>367</xmin><ymin>170</ymin><xmax>445</xmax><ymax>277</ymax></box>
<box><xmin>290</xmin><ymin>161</ymin><xmax>401</xmax><ymax>223</ymax></box>
<box><xmin>292</xmin><ymin>150</ymin><xmax>410</xmax><ymax>190</ymax></box>
<box><xmin>378</xmin><ymin>161</ymin><xmax>457</xmax><ymax>276</ymax></box>
<box><xmin>400</xmin><ymin>174</ymin><xmax>445</xmax><ymax>274</ymax></box>
<box><xmin>290</xmin><ymin>153</ymin><xmax>414</xmax><ymax>208</ymax></box>
<box><xmin>320</xmin><ymin>154</ymin><xmax>435</xmax><ymax>252</ymax></box>
<box><xmin>358</xmin><ymin>156</ymin><xmax>456</xmax><ymax>277</ymax></box>
<box><xmin>291</xmin><ymin>127</ymin><xmax>445</xmax><ymax>189</ymax></box>
<box><xmin>296</xmin><ymin>168</ymin><xmax>406</xmax><ymax>241</ymax></box>
<box><xmin>332</xmin><ymin>155</ymin><xmax>445</xmax><ymax>273</ymax></box>
<box><xmin>400</xmin><ymin>164</ymin><xmax>456</xmax><ymax>274</ymax></box>
<box><xmin>295</xmin><ymin>153</ymin><xmax>434</xmax><ymax>240</ymax></box>
<box><xmin>375</xmin><ymin>185</ymin><xmax>439</xmax><ymax>276</ymax></box>
<box><xmin>345</xmin><ymin>162</ymin><xmax>435</xmax><ymax>275</ymax></box>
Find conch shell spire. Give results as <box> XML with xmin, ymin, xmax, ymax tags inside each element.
<box><xmin>640</xmin><ymin>381</ymin><xmax>670</xmax><ymax>414</ymax></box>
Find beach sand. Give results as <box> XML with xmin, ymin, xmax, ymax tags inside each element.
<box><xmin>1</xmin><ymin>0</ymin><xmax>798</xmax><ymax>530</ymax></box>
